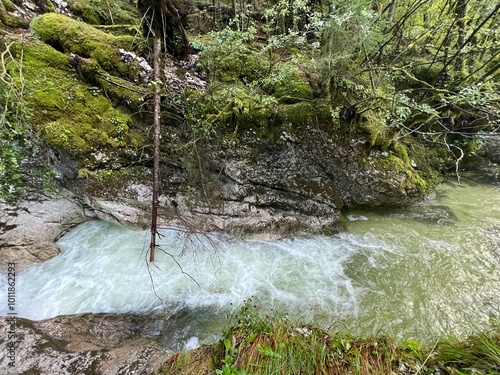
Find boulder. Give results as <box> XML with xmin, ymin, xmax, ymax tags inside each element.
<box><xmin>0</xmin><ymin>191</ymin><xmax>91</xmax><ymax>271</ymax></box>
<box><xmin>0</xmin><ymin>313</ymin><xmax>174</xmax><ymax>374</ymax></box>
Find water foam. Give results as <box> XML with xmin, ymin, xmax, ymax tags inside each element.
<box><xmin>1</xmin><ymin>180</ymin><xmax>499</xmax><ymax>346</ymax></box>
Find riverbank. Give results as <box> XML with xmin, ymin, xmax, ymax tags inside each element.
<box><xmin>160</xmin><ymin>302</ymin><xmax>500</xmax><ymax>375</ymax></box>
<box><xmin>2</xmin><ymin>306</ymin><xmax>499</xmax><ymax>374</ymax></box>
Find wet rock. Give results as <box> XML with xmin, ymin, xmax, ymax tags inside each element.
<box><xmin>168</xmin><ymin>125</ymin><xmax>427</xmax><ymax>237</ymax></box>
<box><xmin>76</xmin><ymin>125</ymin><xmax>430</xmax><ymax>240</ymax></box>
<box><xmin>0</xmin><ymin>314</ymin><xmax>173</xmax><ymax>375</ymax></box>
<box><xmin>0</xmin><ymin>190</ymin><xmax>91</xmax><ymax>271</ymax></box>
<box><xmin>462</xmin><ymin>133</ymin><xmax>500</xmax><ymax>182</ymax></box>
<box><xmin>479</xmin><ymin>134</ymin><xmax>500</xmax><ymax>164</ymax></box>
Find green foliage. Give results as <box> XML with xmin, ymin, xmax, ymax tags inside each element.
<box><xmin>159</xmin><ymin>305</ymin><xmax>500</xmax><ymax>375</ymax></box>
<box><xmin>2</xmin><ymin>0</ymin><xmax>14</xmax><ymax>12</ymax></box>
<box><xmin>0</xmin><ymin>43</ymin><xmax>30</xmax><ymax>199</ymax></box>
<box><xmin>261</xmin><ymin>63</ymin><xmax>312</xmax><ymax>104</ymax></box>
<box><xmin>0</xmin><ymin>39</ymin><xmax>66</xmax><ymax>199</ymax></box>
<box><xmin>190</xmin><ymin>25</ymin><xmax>324</xmax><ymax>138</ymax></box>
<box><xmin>0</xmin><ymin>143</ymin><xmax>25</xmax><ymax>199</ymax></box>
<box><xmin>0</xmin><ymin>0</ymin><xmax>28</xmax><ymax>28</ymax></box>
<box><xmin>310</xmin><ymin>0</ymin><xmax>500</xmax><ymax>171</ymax></box>
<box><xmin>215</xmin><ymin>337</ymin><xmax>248</xmax><ymax>375</ymax></box>
<box><xmin>162</xmin><ymin>302</ymin><xmax>424</xmax><ymax>375</ymax></box>
<box><xmin>321</xmin><ymin>0</ymin><xmax>385</xmax><ymax>76</ymax></box>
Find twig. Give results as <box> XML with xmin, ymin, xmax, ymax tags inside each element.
<box><xmin>443</xmin><ymin>134</ymin><xmax>464</xmax><ymax>186</ymax></box>
<box><xmin>415</xmin><ymin>338</ymin><xmax>439</xmax><ymax>374</ymax></box>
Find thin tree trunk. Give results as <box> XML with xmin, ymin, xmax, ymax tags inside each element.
<box><xmin>377</xmin><ymin>0</ymin><xmax>397</xmax><ymax>64</ymax></box>
<box><xmin>454</xmin><ymin>0</ymin><xmax>467</xmax><ymax>72</ymax></box>
<box><xmin>231</xmin><ymin>0</ymin><xmax>236</xmax><ymax>19</ymax></box>
<box><xmin>384</xmin><ymin>0</ymin><xmax>397</xmax><ymax>34</ymax></box>
<box><xmin>240</xmin><ymin>0</ymin><xmax>244</xmax><ymax>30</ymax></box>
<box><xmin>149</xmin><ymin>36</ymin><xmax>161</xmax><ymax>263</ymax></box>
<box><xmin>213</xmin><ymin>0</ymin><xmax>217</xmax><ymax>28</ymax></box>
<box><xmin>455</xmin><ymin>0</ymin><xmax>467</xmax><ymax>49</ymax></box>
<box><xmin>435</xmin><ymin>2</ymin><xmax>500</xmax><ymax>83</ymax></box>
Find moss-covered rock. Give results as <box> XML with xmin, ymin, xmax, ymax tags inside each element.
<box><xmin>190</xmin><ymin>83</ymin><xmax>275</xmax><ymax>135</ymax></box>
<box><xmin>0</xmin><ymin>0</ymin><xmax>28</xmax><ymax>28</ymax></box>
<box><xmin>30</xmin><ymin>13</ymin><xmax>137</xmax><ymax>77</ymax></box>
<box><xmin>2</xmin><ymin>0</ymin><xmax>15</xmax><ymax>11</ymax></box>
<box><xmin>66</xmin><ymin>0</ymin><xmax>140</xmax><ymax>25</ymax></box>
<box><xmin>8</xmin><ymin>40</ymin><xmax>144</xmax><ymax>160</ymax></box>
<box><xmin>262</xmin><ymin>65</ymin><xmax>313</xmax><ymax>104</ymax></box>
<box><xmin>194</xmin><ymin>28</ymin><xmax>266</xmax><ymax>84</ymax></box>
<box><xmin>355</xmin><ymin>111</ymin><xmax>392</xmax><ymax>149</ymax></box>
<box><xmin>274</xmin><ymin>100</ymin><xmax>331</xmax><ymax>130</ymax></box>
<box><xmin>75</xmin><ymin>57</ymin><xmax>146</xmax><ymax>107</ymax></box>
<box><xmin>368</xmin><ymin>152</ymin><xmax>435</xmax><ymax>193</ymax></box>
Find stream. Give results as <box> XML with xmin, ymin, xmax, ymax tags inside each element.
<box><xmin>1</xmin><ymin>178</ymin><xmax>499</xmax><ymax>350</ymax></box>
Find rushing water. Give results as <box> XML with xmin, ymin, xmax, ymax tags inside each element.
<box><xmin>1</xmin><ymin>179</ymin><xmax>499</xmax><ymax>350</ymax></box>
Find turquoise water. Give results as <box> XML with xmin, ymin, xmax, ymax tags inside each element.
<box><xmin>1</xmin><ymin>179</ymin><xmax>499</xmax><ymax>349</ymax></box>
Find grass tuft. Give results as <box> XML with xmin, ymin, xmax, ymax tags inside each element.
<box><xmin>432</xmin><ymin>319</ymin><xmax>500</xmax><ymax>374</ymax></box>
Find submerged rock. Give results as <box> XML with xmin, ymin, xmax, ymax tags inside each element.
<box><xmin>389</xmin><ymin>203</ymin><xmax>458</xmax><ymax>225</ymax></box>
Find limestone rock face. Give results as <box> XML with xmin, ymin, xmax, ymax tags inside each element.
<box><xmin>0</xmin><ymin>191</ymin><xmax>90</xmax><ymax>271</ymax></box>
<box><xmin>78</xmin><ymin>126</ymin><xmax>429</xmax><ymax>240</ymax></box>
<box><xmin>0</xmin><ymin>123</ymin><xmax>429</xmax><ymax>266</ymax></box>
<box><xmin>153</xmin><ymin>126</ymin><xmax>427</xmax><ymax>238</ymax></box>
<box><xmin>0</xmin><ymin>314</ymin><xmax>173</xmax><ymax>375</ymax></box>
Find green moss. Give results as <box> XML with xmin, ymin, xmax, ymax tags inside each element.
<box><xmin>390</xmin><ymin>141</ymin><xmax>411</xmax><ymax>164</ymax></box>
<box><xmin>67</xmin><ymin>0</ymin><xmax>99</xmax><ymax>24</ymax></box>
<box><xmin>211</xmin><ymin>51</ymin><xmax>265</xmax><ymax>84</ymax></box>
<box><xmin>195</xmin><ymin>28</ymin><xmax>266</xmax><ymax>84</ymax></box>
<box><xmin>66</xmin><ymin>0</ymin><xmax>140</xmax><ymax>25</ymax></box>
<box><xmin>8</xmin><ymin>40</ymin><xmax>144</xmax><ymax>159</ymax></box>
<box><xmin>371</xmin><ymin>154</ymin><xmax>432</xmax><ymax>192</ymax></box>
<box><xmin>0</xmin><ymin>0</ymin><xmax>28</xmax><ymax>28</ymax></box>
<box><xmin>78</xmin><ymin>59</ymin><xmax>145</xmax><ymax>107</ymax></box>
<box><xmin>30</xmin><ymin>13</ymin><xmax>136</xmax><ymax>77</ymax></box>
<box><xmin>2</xmin><ymin>0</ymin><xmax>14</xmax><ymax>11</ymax></box>
<box><xmin>192</xmin><ymin>83</ymin><xmax>274</xmax><ymax>136</ymax></box>
<box><xmin>359</xmin><ymin>113</ymin><xmax>392</xmax><ymax>148</ymax></box>
<box><xmin>46</xmin><ymin>0</ymin><xmax>56</xmax><ymax>13</ymax></box>
<box><xmin>277</xmin><ymin>102</ymin><xmax>319</xmax><ymax>127</ymax></box>
<box><xmin>263</xmin><ymin>65</ymin><xmax>313</xmax><ymax>104</ymax></box>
